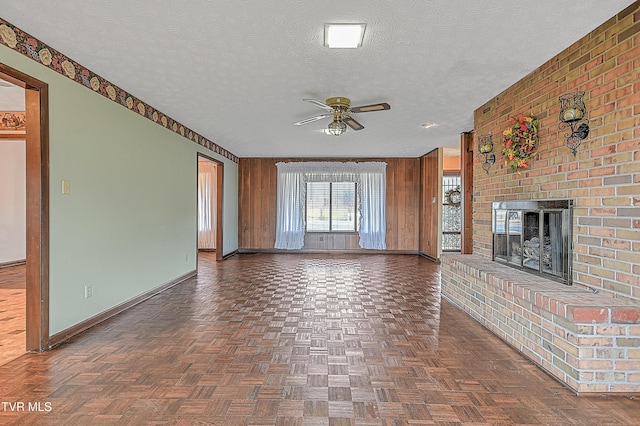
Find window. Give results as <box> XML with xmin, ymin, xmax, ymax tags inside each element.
<box><xmin>274</xmin><ymin>161</ymin><xmax>386</xmax><ymax>250</ymax></box>
<box><xmin>306</xmin><ymin>182</ymin><xmax>358</xmax><ymax>232</ymax></box>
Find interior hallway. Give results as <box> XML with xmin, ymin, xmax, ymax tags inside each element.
<box><xmin>0</xmin><ymin>264</ymin><xmax>26</xmax><ymax>367</ymax></box>
<box><xmin>0</xmin><ymin>253</ymin><xmax>638</xmax><ymax>425</ymax></box>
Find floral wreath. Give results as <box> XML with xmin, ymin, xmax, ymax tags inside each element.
<box><xmin>445</xmin><ymin>185</ymin><xmax>461</xmax><ymax>206</ymax></box>
<box><xmin>502</xmin><ymin>114</ymin><xmax>539</xmax><ymax>173</ymax></box>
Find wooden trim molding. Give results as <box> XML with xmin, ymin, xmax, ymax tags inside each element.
<box><xmin>418</xmin><ymin>251</ymin><xmax>440</xmax><ymax>263</ymax></box>
<box><xmin>222</xmin><ymin>249</ymin><xmax>239</xmax><ymax>260</ymax></box>
<box><xmin>238</xmin><ymin>248</ymin><xmax>419</xmax><ymax>255</ymax></box>
<box><xmin>0</xmin><ymin>259</ymin><xmax>26</xmax><ymax>268</ymax></box>
<box><xmin>216</xmin><ymin>160</ymin><xmax>224</xmax><ymax>261</ymax></box>
<box><xmin>197</xmin><ymin>153</ymin><xmax>225</xmax><ymax>261</ymax></box>
<box><xmin>49</xmin><ymin>270</ymin><xmax>197</xmax><ymax>348</ymax></box>
<box><xmin>461</xmin><ymin>132</ymin><xmax>474</xmax><ymax>254</ymax></box>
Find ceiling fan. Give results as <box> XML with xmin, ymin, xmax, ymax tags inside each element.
<box><xmin>293</xmin><ymin>97</ymin><xmax>390</xmax><ymax>136</ymax></box>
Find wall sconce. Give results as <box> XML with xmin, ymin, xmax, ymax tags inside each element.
<box><xmin>478</xmin><ymin>134</ymin><xmax>495</xmax><ymax>174</ymax></box>
<box><xmin>559</xmin><ymin>91</ymin><xmax>589</xmax><ymax>156</ymax></box>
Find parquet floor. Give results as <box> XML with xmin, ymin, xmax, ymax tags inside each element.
<box><xmin>0</xmin><ymin>253</ymin><xmax>638</xmax><ymax>425</ymax></box>
<box><xmin>0</xmin><ymin>264</ymin><xmax>26</xmax><ymax>367</ymax></box>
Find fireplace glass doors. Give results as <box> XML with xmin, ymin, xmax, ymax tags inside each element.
<box><xmin>492</xmin><ymin>200</ymin><xmax>573</xmax><ymax>285</ymax></box>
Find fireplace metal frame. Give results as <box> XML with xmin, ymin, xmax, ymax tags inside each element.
<box><xmin>492</xmin><ymin>200</ymin><xmax>573</xmax><ymax>285</ymax></box>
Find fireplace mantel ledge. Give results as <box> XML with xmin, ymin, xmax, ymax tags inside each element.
<box><xmin>442</xmin><ymin>254</ymin><xmax>640</xmax><ymax>324</ymax></box>
<box><xmin>440</xmin><ymin>253</ymin><xmax>640</xmax><ymax>395</ymax></box>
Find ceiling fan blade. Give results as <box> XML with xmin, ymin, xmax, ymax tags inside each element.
<box><xmin>303</xmin><ymin>98</ymin><xmax>334</xmax><ymax>112</ymax></box>
<box><xmin>344</xmin><ymin>115</ymin><xmax>364</xmax><ymax>131</ymax></box>
<box><xmin>294</xmin><ymin>114</ymin><xmax>332</xmax><ymax>126</ymax></box>
<box><xmin>350</xmin><ymin>102</ymin><xmax>391</xmax><ymax>113</ymax></box>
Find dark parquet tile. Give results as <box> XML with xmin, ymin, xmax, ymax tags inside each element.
<box><xmin>0</xmin><ymin>253</ymin><xmax>639</xmax><ymax>425</ymax></box>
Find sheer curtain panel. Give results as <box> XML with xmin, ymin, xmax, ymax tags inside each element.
<box><xmin>357</xmin><ymin>166</ymin><xmax>386</xmax><ymax>249</ymax></box>
<box><xmin>274</xmin><ymin>166</ymin><xmax>306</xmax><ymax>249</ymax></box>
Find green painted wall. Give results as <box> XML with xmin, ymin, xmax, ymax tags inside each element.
<box><xmin>1</xmin><ymin>43</ymin><xmax>239</xmax><ymax>335</ymax></box>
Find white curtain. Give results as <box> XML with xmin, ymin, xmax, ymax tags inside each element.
<box><xmin>198</xmin><ymin>161</ymin><xmax>217</xmax><ymax>249</ymax></box>
<box><xmin>358</xmin><ymin>167</ymin><xmax>387</xmax><ymax>250</ymax></box>
<box><xmin>274</xmin><ymin>168</ymin><xmax>306</xmax><ymax>249</ymax></box>
<box><xmin>274</xmin><ymin>161</ymin><xmax>386</xmax><ymax>250</ymax></box>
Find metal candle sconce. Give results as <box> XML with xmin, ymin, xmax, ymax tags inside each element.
<box><xmin>478</xmin><ymin>134</ymin><xmax>495</xmax><ymax>174</ymax></box>
<box><xmin>559</xmin><ymin>91</ymin><xmax>589</xmax><ymax>156</ymax></box>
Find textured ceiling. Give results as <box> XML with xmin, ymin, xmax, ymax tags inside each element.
<box><xmin>0</xmin><ymin>1</ymin><xmax>635</xmax><ymax>158</ymax></box>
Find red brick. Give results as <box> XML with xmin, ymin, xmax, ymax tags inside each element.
<box><xmin>589</xmin><ymin>166</ymin><xmax>617</xmax><ymax>177</ymax></box>
<box><xmin>567</xmin><ymin>307</ymin><xmax>609</xmax><ymax>323</ymax></box>
<box><xmin>618</xmin><ymin>91</ymin><xmax>640</xmax><ymax>108</ymax></box>
<box><xmin>612</xmin><ymin>308</ymin><xmax>640</xmax><ymax>324</ymax></box>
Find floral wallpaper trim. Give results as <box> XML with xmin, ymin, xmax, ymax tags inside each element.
<box><xmin>1</xmin><ymin>111</ymin><xmax>26</xmax><ymax>130</ymax></box>
<box><xmin>0</xmin><ymin>18</ymin><xmax>238</xmax><ymax>163</ymax></box>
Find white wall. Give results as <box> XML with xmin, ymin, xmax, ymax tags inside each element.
<box><xmin>0</xmin><ymin>42</ymin><xmax>239</xmax><ymax>334</ymax></box>
<box><xmin>0</xmin><ymin>139</ymin><xmax>26</xmax><ymax>263</ymax></box>
<box><xmin>0</xmin><ymin>79</ymin><xmax>25</xmax><ymax>109</ymax></box>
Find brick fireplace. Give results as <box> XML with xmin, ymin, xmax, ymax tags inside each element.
<box><xmin>441</xmin><ymin>3</ymin><xmax>640</xmax><ymax>394</ymax></box>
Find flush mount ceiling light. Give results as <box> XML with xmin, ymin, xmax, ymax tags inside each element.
<box><xmin>422</xmin><ymin>123</ymin><xmax>439</xmax><ymax>129</ymax></box>
<box><xmin>324</xmin><ymin>23</ymin><xmax>366</xmax><ymax>48</ymax></box>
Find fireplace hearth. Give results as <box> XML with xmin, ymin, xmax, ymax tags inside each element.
<box><xmin>492</xmin><ymin>200</ymin><xmax>573</xmax><ymax>285</ymax></box>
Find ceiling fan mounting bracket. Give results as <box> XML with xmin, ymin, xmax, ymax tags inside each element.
<box><xmin>325</xmin><ymin>97</ymin><xmax>351</xmax><ymax>110</ymax></box>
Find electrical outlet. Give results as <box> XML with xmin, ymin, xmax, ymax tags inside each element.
<box><xmin>84</xmin><ymin>284</ymin><xmax>93</xmax><ymax>299</ymax></box>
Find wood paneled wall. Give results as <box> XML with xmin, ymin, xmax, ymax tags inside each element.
<box><xmin>238</xmin><ymin>158</ymin><xmax>420</xmax><ymax>252</ymax></box>
<box><xmin>385</xmin><ymin>158</ymin><xmax>420</xmax><ymax>251</ymax></box>
<box><xmin>418</xmin><ymin>149</ymin><xmax>441</xmax><ymax>259</ymax></box>
<box><xmin>238</xmin><ymin>158</ymin><xmax>278</xmax><ymax>250</ymax></box>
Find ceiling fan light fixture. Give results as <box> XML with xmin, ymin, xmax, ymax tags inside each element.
<box><xmin>327</xmin><ymin>120</ymin><xmax>347</xmax><ymax>136</ymax></box>
<box><xmin>324</xmin><ymin>23</ymin><xmax>366</xmax><ymax>48</ymax></box>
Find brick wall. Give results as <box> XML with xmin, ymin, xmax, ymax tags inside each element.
<box><xmin>472</xmin><ymin>3</ymin><xmax>640</xmax><ymax>305</ymax></box>
<box><xmin>442</xmin><ymin>254</ymin><xmax>640</xmax><ymax>394</ymax></box>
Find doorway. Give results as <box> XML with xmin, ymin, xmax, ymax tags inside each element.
<box><xmin>0</xmin><ymin>77</ymin><xmax>26</xmax><ymax>365</ymax></box>
<box><xmin>0</xmin><ymin>64</ymin><xmax>49</xmax><ymax>353</ymax></box>
<box><xmin>197</xmin><ymin>154</ymin><xmax>223</xmax><ymax>262</ymax></box>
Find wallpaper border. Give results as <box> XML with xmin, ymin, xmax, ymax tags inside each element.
<box><xmin>0</xmin><ymin>19</ymin><xmax>238</xmax><ymax>163</ymax></box>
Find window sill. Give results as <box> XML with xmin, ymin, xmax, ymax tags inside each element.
<box><xmin>306</xmin><ymin>231</ymin><xmax>359</xmax><ymax>234</ymax></box>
